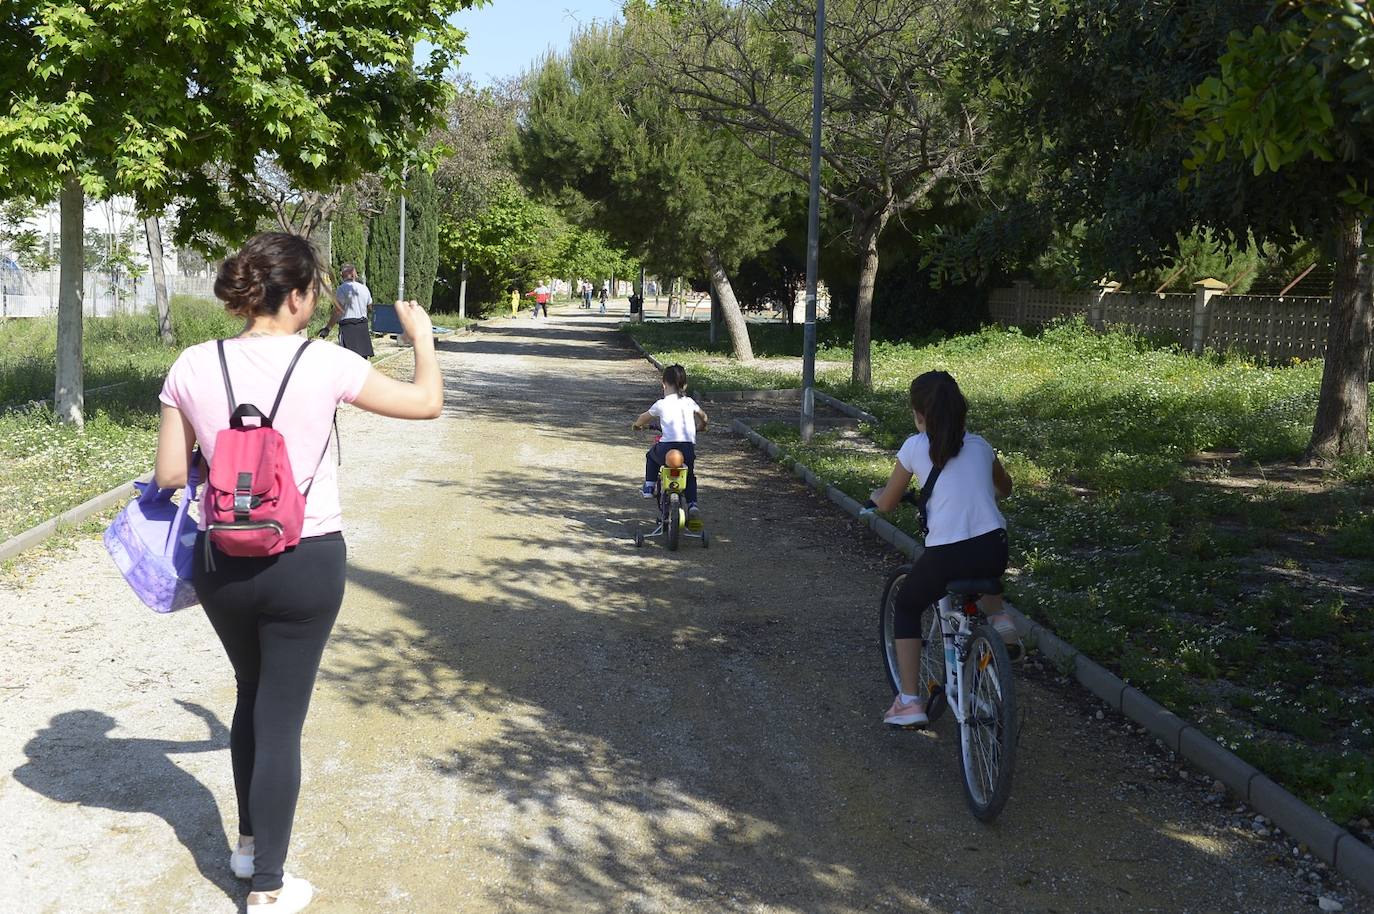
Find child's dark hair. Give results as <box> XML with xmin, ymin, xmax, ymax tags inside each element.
<box><xmin>910</xmin><ymin>370</ymin><xmax>967</xmax><ymax>467</ymax></box>
<box><xmin>662</xmin><ymin>364</ymin><xmax>688</xmax><ymax>394</ymax></box>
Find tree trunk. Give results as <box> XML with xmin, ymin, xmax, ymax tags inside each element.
<box><xmin>144</xmin><ymin>215</ymin><xmax>173</xmax><ymax>345</ymax></box>
<box><xmin>709</xmin><ymin>286</ymin><xmax>719</xmax><ymax>345</ymax></box>
<box><xmin>1307</xmin><ymin>208</ymin><xmax>1373</xmax><ymax>461</ymax></box>
<box><xmin>706</xmin><ymin>252</ymin><xmax>755</xmax><ymax>362</ymax></box>
<box><xmin>851</xmin><ymin>214</ymin><xmax>887</xmax><ymax>388</ymax></box>
<box><xmin>56</xmin><ymin>176</ymin><xmax>85</xmax><ymax>427</ymax></box>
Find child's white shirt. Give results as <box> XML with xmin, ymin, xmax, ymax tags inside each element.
<box><xmin>896</xmin><ymin>432</ymin><xmax>1005</xmax><ymax>547</ymax></box>
<box><xmin>650</xmin><ymin>394</ymin><xmax>700</xmax><ymax>443</ymax></box>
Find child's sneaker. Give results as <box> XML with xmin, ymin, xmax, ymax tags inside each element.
<box><xmin>883</xmin><ymin>696</ymin><xmax>928</xmax><ymax>727</ymax></box>
<box><xmin>686</xmin><ymin>504</ymin><xmax>703</xmax><ymax>531</ymax></box>
<box><xmin>640</xmin><ymin>481</ymin><xmax>656</xmax><ymax>498</ymax></box>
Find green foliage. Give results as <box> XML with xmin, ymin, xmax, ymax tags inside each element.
<box><xmin>331</xmin><ymin>193</ymin><xmax>368</xmax><ymax>278</ymax></box>
<box><xmin>514</xmin><ymin>20</ymin><xmax>786</xmax><ymax>279</ymax></box>
<box><xmin>945</xmin><ymin>0</ymin><xmax>1274</xmax><ymax>284</ymax></box>
<box><xmin>440</xmin><ymin>182</ymin><xmax>557</xmax><ymax>298</ymax></box>
<box><xmin>1183</xmin><ymin>1</ymin><xmax>1374</xmax><ymax>213</ymax></box>
<box><xmin>0</xmin><ymin>0</ymin><xmax>475</xmax><ymax>246</ymax></box>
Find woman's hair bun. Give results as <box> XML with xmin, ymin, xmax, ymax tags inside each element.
<box><xmin>214</xmin><ymin>232</ymin><xmax>321</xmax><ymax>319</ymax></box>
<box><xmin>214</xmin><ymin>252</ymin><xmax>267</xmax><ymax>317</ymax></box>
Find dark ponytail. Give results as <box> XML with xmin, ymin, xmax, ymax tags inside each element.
<box><xmin>910</xmin><ymin>371</ymin><xmax>967</xmax><ymax>468</ymax></box>
<box><xmin>663</xmin><ymin>364</ymin><xmax>688</xmax><ymax>396</ymax></box>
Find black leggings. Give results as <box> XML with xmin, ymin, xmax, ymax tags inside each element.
<box><xmin>894</xmin><ymin>528</ymin><xmax>1008</xmax><ymax>639</ymax></box>
<box><xmin>646</xmin><ymin>440</ymin><xmax>698</xmax><ymax>504</ymax></box>
<box><xmin>193</xmin><ymin>532</ymin><xmax>346</xmax><ymax>893</ymax></box>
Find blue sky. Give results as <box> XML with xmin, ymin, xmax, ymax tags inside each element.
<box><xmin>452</xmin><ymin>1</ymin><xmax>624</xmax><ymax>85</ymax></box>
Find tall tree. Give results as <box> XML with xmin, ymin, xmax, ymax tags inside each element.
<box><xmin>634</xmin><ymin>0</ymin><xmax>988</xmax><ymax>386</ymax></box>
<box><xmin>144</xmin><ymin>215</ymin><xmax>173</xmax><ymax>345</ymax></box>
<box><xmin>0</xmin><ymin>0</ymin><xmax>474</xmax><ymax>424</ymax></box>
<box><xmin>366</xmin><ymin>169</ymin><xmax>443</xmax><ymax>307</ymax></box>
<box><xmin>1183</xmin><ymin>0</ymin><xmax>1374</xmax><ymax>460</ymax></box>
<box><xmin>516</xmin><ymin>21</ymin><xmax>788</xmax><ymax>362</ymax></box>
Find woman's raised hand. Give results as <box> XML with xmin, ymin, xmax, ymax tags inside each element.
<box><xmin>395</xmin><ymin>299</ymin><xmax>433</xmax><ymax>341</ymax></box>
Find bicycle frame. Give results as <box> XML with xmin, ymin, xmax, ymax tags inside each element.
<box><xmin>935</xmin><ymin>594</ymin><xmax>980</xmax><ymax>726</ymax></box>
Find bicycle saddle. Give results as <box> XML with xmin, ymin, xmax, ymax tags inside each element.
<box><xmin>946</xmin><ymin>578</ymin><xmax>1003</xmax><ymax>597</ymax></box>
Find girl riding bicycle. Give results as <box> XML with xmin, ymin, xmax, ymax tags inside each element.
<box><xmin>866</xmin><ymin>371</ymin><xmax>1014</xmax><ymax>727</ymax></box>
<box><xmin>632</xmin><ymin>364</ymin><xmax>708</xmax><ymax>529</ymax></box>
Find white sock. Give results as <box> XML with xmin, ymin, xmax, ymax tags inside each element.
<box><xmin>899</xmin><ymin>692</ymin><xmax>921</xmax><ymax>705</ymax></box>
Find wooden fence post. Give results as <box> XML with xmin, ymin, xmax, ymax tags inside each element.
<box><xmin>1192</xmin><ymin>278</ymin><xmax>1227</xmax><ymax>355</ymax></box>
<box><xmin>1014</xmin><ymin>279</ymin><xmax>1031</xmax><ymax>326</ymax></box>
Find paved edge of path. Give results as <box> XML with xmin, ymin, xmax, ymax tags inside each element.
<box><xmin>728</xmin><ymin>414</ymin><xmax>1374</xmax><ymax>901</ymax></box>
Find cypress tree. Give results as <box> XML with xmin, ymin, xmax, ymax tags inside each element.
<box><xmin>364</xmin><ymin>170</ymin><xmax>440</xmax><ymax>307</ymax></box>
<box><xmin>332</xmin><ymin>192</ymin><xmax>368</xmax><ymax>278</ymax></box>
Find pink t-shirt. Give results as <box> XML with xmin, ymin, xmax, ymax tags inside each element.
<box><xmin>159</xmin><ymin>336</ymin><xmax>372</xmax><ymax>538</ymax></box>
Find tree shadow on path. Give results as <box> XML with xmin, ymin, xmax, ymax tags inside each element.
<box><xmin>13</xmin><ymin>700</ymin><xmax>239</xmax><ymax>905</ymax></box>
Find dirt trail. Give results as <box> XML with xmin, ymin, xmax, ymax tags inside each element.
<box><xmin>0</xmin><ymin>305</ymin><xmax>1361</xmax><ymax>913</ymax></box>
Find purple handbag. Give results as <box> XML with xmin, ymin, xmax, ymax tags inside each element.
<box><xmin>103</xmin><ymin>466</ymin><xmax>201</xmax><ymax>613</ymax></box>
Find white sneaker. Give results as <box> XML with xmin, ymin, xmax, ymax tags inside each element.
<box><xmin>230</xmin><ymin>846</ymin><xmax>254</xmax><ymax>880</ymax></box>
<box><xmin>247</xmin><ymin>875</ymin><xmax>314</xmax><ymax>914</ymax></box>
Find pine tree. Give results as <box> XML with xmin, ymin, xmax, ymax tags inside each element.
<box><xmin>332</xmin><ymin>193</ymin><xmax>368</xmax><ymax>278</ymax></box>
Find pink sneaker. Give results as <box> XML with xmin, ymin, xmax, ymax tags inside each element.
<box><xmin>884</xmin><ymin>696</ymin><xmax>929</xmax><ymax>727</ymax></box>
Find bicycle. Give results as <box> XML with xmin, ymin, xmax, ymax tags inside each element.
<box><xmin>632</xmin><ymin>429</ymin><xmax>708</xmax><ymax>552</ymax></box>
<box><xmin>878</xmin><ymin>543</ymin><xmax>1018</xmax><ymax>821</ymax></box>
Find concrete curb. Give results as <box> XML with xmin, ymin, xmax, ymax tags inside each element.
<box><xmin>0</xmin><ymin>477</ymin><xmax>143</xmax><ymax>565</ymax></box>
<box><xmin>731</xmin><ymin>413</ymin><xmax>1374</xmax><ymax>898</ymax></box>
<box><xmin>623</xmin><ymin>332</ymin><xmax>664</xmax><ymax>371</ymax></box>
<box><xmin>814</xmin><ymin>390</ymin><xmax>879</xmax><ymax>425</ymax></box>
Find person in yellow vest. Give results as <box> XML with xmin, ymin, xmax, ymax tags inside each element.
<box><xmin>509</xmin><ymin>285</ymin><xmax>520</xmax><ymax>317</ymax></box>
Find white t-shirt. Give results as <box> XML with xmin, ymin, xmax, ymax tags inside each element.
<box><xmin>896</xmin><ymin>432</ymin><xmax>1005</xmax><ymax>547</ymax></box>
<box><xmin>336</xmin><ymin>280</ymin><xmax>372</xmax><ymax>321</ymax></box>
<box><xmin>650</xmin><ymin>394</ymin><xmax>700</xmax><ymax>443</ymax></box>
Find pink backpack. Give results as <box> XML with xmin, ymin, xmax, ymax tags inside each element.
<box><xmin>203</xmin><ymin>339</ymin><xmax>330</xmax><ymax>558</ymax></box>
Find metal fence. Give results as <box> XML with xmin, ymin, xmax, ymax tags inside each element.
<box><xmin>0</xmin><ymin>269</ymin><xmax>217</xmax><ymax>318</ymax></box>
<box><xmin>989</xmin><ymin>282</ymin><xmax>1331</xmax><ymax>362</ymax></box>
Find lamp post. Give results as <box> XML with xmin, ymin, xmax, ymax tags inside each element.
<box><xmin>397</xmin><ymin>172</ymin><xmax>408</xmax><ymax>302</ymax></box>
<box><xmin>801</xmin><ymin>0</ymin><xmax>826</xmax><ymax>442</ymax></box>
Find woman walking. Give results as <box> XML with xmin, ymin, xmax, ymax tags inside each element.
<box><xmin>154</xmin><ymin>232</ymin><xmax>443</xmax><ymax>912</ymax></box>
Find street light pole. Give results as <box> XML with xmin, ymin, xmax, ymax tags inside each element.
<box><xmin>397</xmin><ymin>167</ymin><xmax>408</xmax><ymax>302</ymax></box>
<box><xmin>801</xmin><ymin>0</ymin><xmax>826</xmax><ymax>442</ymax></box>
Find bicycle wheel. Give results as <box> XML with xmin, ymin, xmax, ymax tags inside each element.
<box><xmin>667</xmin><ymin>495</ymin><xmax>681</xmax><ymax>551</ymax></box>
<box><xmin>957</xmin><ymin>624</ymin><xmax>1018</xmax><ymax>821</ymax></box>
<box><xmin>878</xmin><ymin>567</ymin><xmax>949</xmax><ymax>725</ymax></box>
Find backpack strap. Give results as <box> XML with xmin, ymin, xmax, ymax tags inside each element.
<box><xmin>268</xmin><ymin>339</ymin><xmax>314</xmax><ymax>424</ymax></box>
<box><xmin>216</xmin><ymin>340</ymin><xmax>237</xmax><ymax>413</ymax></box>
<box><xmin>917</xmin><ymin>462</ymin><xmax>944</xmax><ymax>537</ymax></box>
<box><xmin>300</xmin><ymin>411</ymin><xmax>338</xmax><ymax>498</ymax></box>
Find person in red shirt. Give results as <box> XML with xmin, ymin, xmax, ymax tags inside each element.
<box><xmin>525</xmin><ymin>282</ymin><xmax>551</xmax><ymax>318</ymax></box>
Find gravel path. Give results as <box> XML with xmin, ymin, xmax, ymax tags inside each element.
<box><xmin>0</xmin><ymin>306</ymin><xmax>1363</xmax><ymax>914</ymax></box>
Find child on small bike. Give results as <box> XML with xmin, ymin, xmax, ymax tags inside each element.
<box><xmin>865</xmin><ymin>370</ymin><xmax>1015</xmax><ymax>727</ymax></box>
<box><xmin>632</xmin><ymin>364</ymin><xmax>708</xmax><ymax>528</ymax></box>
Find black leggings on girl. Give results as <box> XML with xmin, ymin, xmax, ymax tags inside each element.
<box><xmin>646</xmin><ymin>440</ymin><xmax>698</xmax><ymax>503</ymax></box>
<box><xmin>894</xmin><ymin>528</ymin><xmax>1008</xmax><ymax>639</ymax></box>
<box><xmin>193</xmin><ymin>532</ymin><xmax>346</xmax><ymax>893</ymax></box>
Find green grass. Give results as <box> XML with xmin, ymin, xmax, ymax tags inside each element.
<box><xmin>636</xmin><ymin>318</ymin><xmax>1374</xmax><ymax>826</ymax></box>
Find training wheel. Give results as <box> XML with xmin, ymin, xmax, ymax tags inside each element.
<box><xmin>701</xmin><ymin>531</ymin><xmax>710</xmax><ymax>548</ymax></box>
<box><xmin>634</xmin><ymin>532</ymin><xmax>644</xmax><ymax>548</ymax></box>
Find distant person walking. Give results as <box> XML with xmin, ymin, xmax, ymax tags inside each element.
<box><xmin>599</xmin><ymin>281</ymin><xmax>609</xmax><ymax>314</ymax></box>
<box><xmin>318</xmin><ymin>264</ymin><xmax>373</xmax><ymax>358</ymax></box>
<box><xmin>154</xmin><ymin>232</ymin><xmax>444</xmax><ymax>914</ymax></box>
<box><xmin>527</xmin><ymin>282</ymin><xmax>551</xmax><ymax>319</ymax></box>
<box><xmin>581</xmin><ymin>280</ymin><xmax>593</xmax><ymax>309</ymax></box>
<box><xmin>509</xmin><ymin>285</ymin><xmax>521</xmax><ymax>317</ymax></box>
